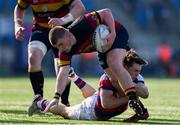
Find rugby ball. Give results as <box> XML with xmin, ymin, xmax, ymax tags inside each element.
<box><xmin>93</xmin><ymin>24</ymin><xmax>110</xmax><ymax>53</ymax></box>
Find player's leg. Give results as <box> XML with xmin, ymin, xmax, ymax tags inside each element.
<box><xmin>35</xmin><ymin>96</ymin><xmax>82</xmax><ymax>120</ymax></box>
<box><xmin>123</xmin><ymin>99</ymin><xmax>149</xmax><ymax>122</ymax></box>
<box><xmin>98</xmin><ymin>26</ymin><xmax>144</xmax><ymax>117</ymax></box>
<box><xmin>28</xmin><ymin>45</ymin><xmax>45</xmax><ymax>96</ymax></box>
<box><xmin>29</xmin><ymin>95</ymin><xmax>71</xmax><ymax>119</ymax></box>
<box><xmin>27</xmin><ymin>29</ymin><xmax>51</xmax><ymax>116</ymax></box>
<box><xmin>106</xmin><ymin>49</ymin><xmax>137</xmax><ymax>94</ymax></box>
<box><xmin>107</xmin><ymin>48</ymin><xmax>144</xmax><ymax>116</ymax></box>
<box><xmin>35</xmin><ymin>93</ymin><xmax>97</xmax><ymax>120</ymax></box>
<box><xmin>49</xmin><ymin>103</ymin><xmax>72</xmax><ymax>119</ymax></box>
<box><xmin>28</xmin><ymin>30</ymin><xmax>48</xmax><ymax>97</ymax></box>
<box><xmin>98</xmin><ymin>49</ymin><xmax>137</xmax><ymax>98</ymax></box>
<box><xmin>68</xmin><ymin>68</ymin><xmax>96</xmax><ymax>98</ymax></box>
<box><xmin>61</xmin><ymin>81</ymin><xmax>71</xmax><ymax>106</ymax></box>
<box><xmin>122</xmin><ymin>84</ymin><xmax>149</xmax><ymax>122</ymax></box>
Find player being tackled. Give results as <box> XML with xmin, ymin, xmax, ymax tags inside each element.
<box><xmin>28</xmin><ymin>49</ymin><xmax>150</xmax><ymax>122</ymax></box>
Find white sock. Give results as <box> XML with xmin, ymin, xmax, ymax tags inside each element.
<box><xmin>69</xmin><ymin>74</ymin><xmax>79</xmax><ymax>82</ymax></box>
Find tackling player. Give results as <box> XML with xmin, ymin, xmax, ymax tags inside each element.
<box><xmin>14</xmin><ymin>0</ymin><xmax>85</xmax><ymax>113</ymax></box>
<box><xmin>47</xmin><ymin>8</ymin><xmax>146</xmax><ymax>117</ymax></box>
<box><xmin>29</xmin><ymin>49</ymin><xmax>149</xmax><ymax>122</ymax></box>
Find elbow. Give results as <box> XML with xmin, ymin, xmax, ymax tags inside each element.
<box><xmin>77</xmin><ymin>3</ymin><xmax>86</xmax><ymax>15</ymax></box>
<box><xmin>103</xmin><ymin>8</ymin><xmax>112</xmax><ymax>13</ymax></box>
<box><xmin>102</xmin><ymin>8</ymin><xmax>112</xmax><ymax>16</ymax></box>
<box><xmin>81</xmin><ymin>5</ymin><xmax>86</xmax><ymax>14</ymax></box>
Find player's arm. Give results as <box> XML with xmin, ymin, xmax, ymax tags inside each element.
<box><xmin>134</xmin><ymin>74</ymin><xmax>149</xmax><ymax>99</ymax></box>
<box><xmin>48</xmin><ymin>0</ymin><xmax>85</xmax><ymax>27</ymax></box>
<box><xmin>69</xmin><ymin>0</ymin><xmax>86</xmax><ymax>19</ymax></box>
<box><xmin>97</xmin><ymin>9</ymin><xmax>115</xmax><ymax>35</ymax></box>
<box><xmin>55</xmin><ymin>65</ymin><xmax>70</xmax><ymax>95</ymax></box>
<box><xmin>69</xmin><ymin>70</ymin><xmax>96</xmax><ymax>98</ymax></box>
<box><xmin>96</xmin><ymin>8</ymin><xmax>116</xmax><ymax>48</ymax></box>
<box><xmin>14</xmin><ymin>5</ymin><xmax>25</xmax><ymax>41</ymax></box>
<box><xmin>45</xmin><ymin>65</ymin><xmax>70</xmax><ymax>112</ymax></box>
<box><xmin>100</xmin><ymin>89</ymin><xmax>128</xmax><ymax>109</ymax></box>
<box><xmin>135</xmin><ymin>83</ymin><xmax>149</xmax><ymax>99</ymax></box>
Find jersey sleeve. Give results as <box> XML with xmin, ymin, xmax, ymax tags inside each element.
<box><xmin>99</xmin><ymin>74</ymin><xmax>116</xmax><ymax>91</ymax></box>
<box><xmin>18</xmin><ymin>0</ymin><xmax>29</xmax><ymax>9</ymax></box>
<box><xmin>134</xmin><ymin>74</ymin><xmax>145</xmax><ymax>84</ymax></box>
<box><xmin>58</xmin><ymin>52</ymin><xmax>72</xmax><ymax>66</ymax></box>
<box><xmin>84</xmin><ymin>11</ymin><xmax>102</xmax><ymax>29</ymax></box>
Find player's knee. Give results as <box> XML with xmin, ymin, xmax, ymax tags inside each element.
<box><xmin>28</xmin><ymin>52</ymin><xmax>43</xmax><ymax>71</ymax></box>
<box><xmin>29</xmin><ymin>54</ymin><xmax>39</xmax><ymax>66</ymax></box>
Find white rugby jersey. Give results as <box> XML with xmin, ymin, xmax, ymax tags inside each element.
<box><xmin>133</xmin><ymin>74</ymin><xmax>145</xmax><ymax>84</ymax></box>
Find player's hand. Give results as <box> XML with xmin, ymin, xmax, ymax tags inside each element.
<box><xmin>44</xmin><ymin>98</ymin><xmax>59</xmax><ymax>112</ymax></box>
<box><xmin>48</xmin><ymin>17</ymin><xmax>65</xmax><ymax>28</ymax></box>
<box><xmin>103</xmin><ymin>32</ymin><xmax>116</xmax><ymax>50</ymax></box>
<box><xmin>15</xmin><ymin>26</ymin><xmax>25</xmax><ymax>41</ymax></box>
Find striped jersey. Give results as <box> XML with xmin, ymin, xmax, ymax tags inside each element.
<box><xmin>133</xmin><ymin>74</ymin><xmax>145</xmax><ymax>84</ymax></box>
<box><xmin>94</xmin><ymin>73</ymin><xmax>145</xmax><ymax>120</ymax></box>
<box><xmin>58</xmin><ymin>11</ymin><xmax>122</xmax><ymax>66</ymax></box>
<box><xmin>17</xmin><ymin>0</ymin><xmax>74</xmax><ymax>29</ymax></box>
<box><xmin>94</xmin><ymin>74</ymin><xmax>128</xmax><ymax>120</ymax></box>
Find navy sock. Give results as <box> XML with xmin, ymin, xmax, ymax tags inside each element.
<box><xmin>61</xmin><ymin>82</ymin><xmax>71</xmax><ymax>104</ymax></box>
<box><xmin>29</xmin><ymin>71</ymin><xmax>44</xmax><ymax>96</ymax></box>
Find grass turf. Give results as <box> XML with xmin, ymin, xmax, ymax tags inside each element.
<box><xmin>0</xmin><ymin>77</ymin><xmax>180</xmax><ymax>124</ymax></box>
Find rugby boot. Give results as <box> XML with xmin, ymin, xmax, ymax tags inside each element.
<box><xmin>123</xmin><ymin>108</ymin><xmax>149</xmax><ymax>122</ymax></box>
<box><xmin>27</xmin><ymin>94</ymin><xmax>42</xmax><ymax>116</ymax></box>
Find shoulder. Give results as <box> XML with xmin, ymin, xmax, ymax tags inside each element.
<box><xmin>134</xmin><ymin>74</ymin><xmax>145</xmax><ymax>84</ymax></box>
<box><xmin>99</xmin><ymin>74</ymin><xmax>115</xmax><ymax>90</ymax></box>
<box><xmin>18</xmin><ymin>0</ymin><xmax>29</xmax><ymax>9</ymax></box>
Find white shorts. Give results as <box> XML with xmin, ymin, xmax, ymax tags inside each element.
<box><xmin>28</xmin><ymin>40</ymin><xmax>47</xmax><ymax>56</ymax></box>
<box><xmin>69</xmin><ymin>93</ymin><xmax>98</xmax><ymax>120</ymax></box>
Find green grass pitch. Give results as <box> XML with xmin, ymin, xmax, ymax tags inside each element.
<box><xmin>0</xmin><ymin>77</ymin><xmax>180</xmax><ymax>124</ymax></box>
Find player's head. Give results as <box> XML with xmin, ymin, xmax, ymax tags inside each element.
<box><xmin>49</xmin><ymin>26</ymin><xmax>75</xmax><ymax>52</ymax></box>
<box><xmin>124</xmin><ymin>49</ymin><xmax>148</xmax><ymax>80</ymax></box>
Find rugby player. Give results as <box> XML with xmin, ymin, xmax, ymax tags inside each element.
<box><xmin>46</xmin><ymin>8</ymin><xmax>146</xmax><ymax>117</ymax></box>
<box><xmin>14</xmin><ymin>0</ymin><xmax>86</xmax><ymax>114</ymax></box>
<box><xmin>30</xmin><ymin>49</ymin><xmax>149</xmax><ymax>122</ymax></box>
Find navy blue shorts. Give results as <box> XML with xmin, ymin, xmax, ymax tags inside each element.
<box><xmin>29</xmin><ymin>29</ymin><xmax>58</xmax><ymax>58</ymax></box>
<box><xmin>98</xmin><ymin>25</ymin><xmax>130</xmax><ymax>69</ymax></box>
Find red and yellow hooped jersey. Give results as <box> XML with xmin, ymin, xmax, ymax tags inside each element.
<box><xmin>18</xmin><ymin>0</ymin><xmax>74</xmax><ymax>29</ymax></box>
<box><xmin>58</xmin><ymin>11</ymin><xmax>122</xmax><ymax>66</ymax></box>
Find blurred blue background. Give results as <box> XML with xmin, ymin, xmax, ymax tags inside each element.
<box><xmin>0</xmin><ymin>0</ymin><xmax>180</xmax><ymax>77</ymax></box>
